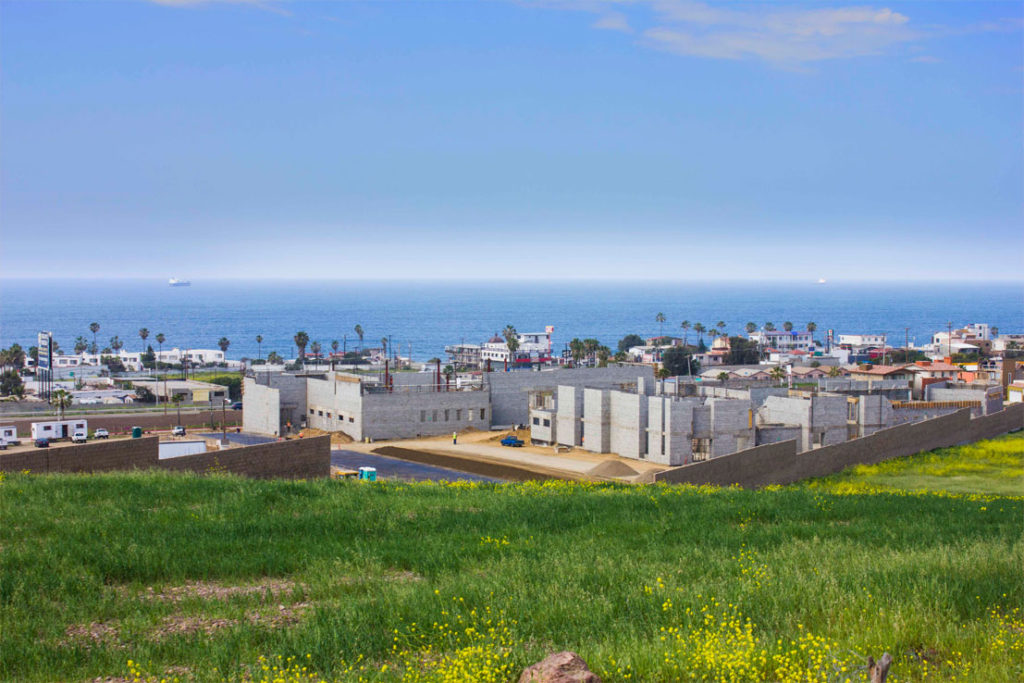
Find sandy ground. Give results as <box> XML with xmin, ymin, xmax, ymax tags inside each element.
<box><xmin>342</xmin><ymin>428</ymin><xmax>666</xmax><ymax>481</ymax></box>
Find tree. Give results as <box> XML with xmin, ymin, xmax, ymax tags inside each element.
<box><xmin>726</xmin><ymin>336</ymin><xmax>760</xmax><ymax>365</ymax></box>
<box><xmin>806</xmin><ymin>321</ymin><xmax>817</xmax><ymax>337</ymax></box>
<box><xmin>310</xmin><ymin>341</ymin><xmax>322</xmax><ymax>360</ymax></box>
<box><xmin>170</xmin><ymin>393</ymin><xmax>185</xmax><ymax>425</ymax></box>
<box><xmin>783</xmin><ymin>321</ymin><xmax>793</xmax><ymax>332</ymax></box>
<box><xmin>354</xmin><ymin>324</ymin><xmax>364</xmax><ymax>351</ymax></box>
<box><xmin>2</xmin><ymin>344</ymin><xmax>25</xmax><ymax>370</ymax></box>
<box><xmin>294</xmin><ymin>331</ymin><xmax>309</xmax><ymax>360</ymax></box>
<box><xmin>769</xmin><ymin>366</ymin><xmax>785</xmax><ymax>386</ymax></box>
<box><xmin>613</xmin><ymin>350</ymin><xmax>627</xmax><ymax>363</ymax></box>
<box><xmin>618</xmin><ymin>334</ymin><xmax>644</xmax><ymax>353</ymax></box>
<box><xmin>716</xmin><ymin>321</ymin><xmax>726</xmax><ymax>333</ymax></box>
<box><xmin>135</xmin><ymin>385</ymin><xmax>156</xmax><ymax>403</ymax></box>
<box><xmin>102</xmin><ymin>356</ymin><xmax>126</xmax><ymax>373</ymax></box>
<box><xmin>442</xmin><ymin>364</ymin><xmax>455</xmax><ymax>385</ymax></box>
<box><xmin>693</xmin><ymin>323</ymin><xmax>706</xmax><ymax>344</ymax></box>
<box><xmin>596</xmin><ymin>346</ymin><xmax>611</xmax><ymax>368</ymax></box>
<box><xmin>74</xmin><ymin>336</ymin><xmax>89</xmax><ymax>354</ymax></box>
<box><xmin>218</xmin><ymin>337</ymin><xmax>230</xmax><ymax>354</ymax></box>
<box><xmin>256</xmin><ymin>335</ymin><xmax>263</xmax><ymax>362</ymax></box>
<box><xmin>155</xmin><ymin>333</ymin><xmax>166</xmax><ymax>366</ymax></box>
<box><xmin>583</xmin><ymin>339</ymin><xmax>600</xmax><ymax>364</ymax></box>
<box><xmin>142</xmin><ymin>345</ymin><xmax>156</xmax><ymax>369</ymax></box>
<box><xmin>267</xmin><ymin>351</ymin><xmax>283</xmax><ymax>365</ymax></box>
<box><xmin>138</xmin><ymin>328</ymin><xmax>149</xmax><ymax>353</ymax></box>
<box><xmin>717</xmin><ymin>371</ymin><xmax>730</xmax><ymax>383</ymax></box>
<box><xmin>764</xmin><ymin>322</ymin><xmax>776</xmax><ymax>332</ymax></box>
<box><xmin>0</xmin><ymin>370</ymin><xmax>24</xmax><ymax>398</ymax></box>
<box><xmin>661</xmin><ymin>346</ymin><xmax>697</xmax><ymax>377</ymax></box>
<box><xmin>991</xmin><ymin>326</ymin><xmax>999</xmax><ymax>337</ymax></box>
<box><xmin>680</xmin><ymin>320</ymin><xmax>690</xmax><ymax>347</ymax></box>
<box><xmin>656</xmin><ymin>367</ymin><xmax>671</xmax><ymax>380</ymax></box>
<box><xmin>331</xmin><ymin>340</ymin><xmax>339</xmax><ymax>356</ymax></box>
<box><xmin>89</xmin><ymin>322</ymin><xmax>100</xmax><ymax>352</ymax></box>
<box><xmin>52</xmin><ymin>388</ymin><xmax>73</xmax><ymax>420</ymax></box>
<box><xmin>503</xmin><ymin>325</ymin><xmax>519</xmax><ymax>364</ymax></box>
<box><xmin>827</xmin><ymin>366</ymin><xmax>842</xmax><ymax>378</ymax></box>
<box><xmin>569</xmin><ymin>338</ymin><xmax>585</xmax><ymax>367</ymax></box>
<box><xmin>656</xmin><ymin>312</ymin><xmax>666</xmax><ymax>338</ymax></box>
<box><xmin>110</xmin><ymin>336</ymin><xmax>123</xmax><ymax>354</ymax></box>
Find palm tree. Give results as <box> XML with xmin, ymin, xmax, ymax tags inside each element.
<box><xmin>827</xmin><ymin>365</ymin><xmax>842</xmax><ymax>378</ymax></box>
<box><xmin>597</xmin><ymin>346</ymin><xmax>611</xmax><ymax>368</ymax></box>
<box><xmin>52</xmin><ymin>388</ymin><xmax>72</xmax><ymax>420</ymax></box>
<box><xmin>74</xmin><ymin>336</ymin><xmax>88</xmax><ymax>354</ymax></box>
<box><xmin>693</xmin><ymin>323</ymin><xmax>706</xmax><ymax>344</ymax></box>
<box><xmin>769</xmin><ymin>366</ymin><xmax>785</xmax><ymax>386</ymax></box>
<box><xmin>583</xmin><ymin>339</ymin><xmax>600</xmax><ymax>364</ymax></box>
<box><xmin>655</xmin><ymin>312</ymin><xmax>666</xmax><ymax>339</ymax></box>
<box><xmin>569</xmin><ymin>338</ymin><xmax>585</xmax><ymax>367</ymax></box>
<box><xmin>381</xmin><ymin>337</ymin><xmax>388</xmax><ymax>360</ymax></box>
<box><xmin>310</xmin><ymin>341</ymin><xmax>322</xmax><ymax>361</ymax></box>
<box><xmin>89</xmin><ymin>322</ymin><xmax>100</xmax><ymax>352</ymax></box>
<box><xmin>138</xmin><ymin>328</ymin><xmax>149</xmax><ymax>353</ymax></box>
<box><xmin>783</xmin><ymin>321</ymin><xmax>793</xmax><ymax>332</ymax></box>
<box><xmin>656</xmin><ymin>367</ymin><xmax>671</xmax><ymax>380</ymax></box>
<box><xmin>109</xmin><ymin>336</ymin><xmax>123</xmax><ymax>363</ymax></box>
<box><xmin>294</xmin><ymin>331</ymin><xmax>309</xmax><ymax>361</ymax></box>
<box><xmin>764</xmin><ymin>322</ymin><xmax>776</xmax><ymax>332</ymax></box>
<box><xmin>680</xmin><ymin>320</ymin><xmax>690</xmax><ymax>347</ymax></box>
<box><xmin>256</xmin><ymin>335</ymin><xmax>263</xmax><ymax>362</ymax></box>
<box><xmin>354</xmin><ymin>325</ymin><xmax>364</xmax><ymax>351</ymax></box>
<box><xmin>503</xmin><ymin>325</ymin><xmax>519</xmax><ymax>365</ymax></box>
<box><xmin>267</xmin><ymin>351</ymin><xmax>283</xmax><ymax>365</ymax></box>
<box><xmin>806</xmin><ymin>322</ymin><xmax>817</xmax><ymax>342</ymax></box>
<box><xmin>716</xmin><ymin>321</ymin><xmax>726</xmax><ymax>333</ymax></box>
<box><xmin>991</xmin><ymin>326</ymin><xmax>999</xmax><ymax>338</ymax></box>
<box><xmin>170</xmin><ymin>393</ymin><xmax>185</xmax><ymax>425</ymax></box>
<box><xmin>331</xmin><ymin>340</ymin><xmax>339</xmax><ymax>356</ymax></box>
<box><xmin>745</xmin><ymin>322</ymin><xmax>757</xmax><ymax>335</ymax></box>
<box><xmin>155</xmin><ymin>333</ymin><xmax>166</xmax><ymax>366</ymax></box>
<box><xmin>717</xmin><ymin>371</ymin><xmax>730</xmax><ymax>383</ymax></box>
<box><xmin>218</xmin><ymin>337</ymin><xmax>230</xmax><ymax>354</ymax></box>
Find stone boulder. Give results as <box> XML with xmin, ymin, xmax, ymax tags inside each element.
<box><xmin>518</xmin><ymin>651</ymin><xmax>602</xmax><ymax>683</ymax></box>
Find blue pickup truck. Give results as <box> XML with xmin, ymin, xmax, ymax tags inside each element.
<box><xmin>500</xmin><ymin>435</ymin><xmax>524</xmax><ymax>448</ymax></box>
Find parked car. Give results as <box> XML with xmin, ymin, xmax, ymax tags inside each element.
<box><xmin>171</xmin><ymin>426</ymin><xmax>186</xmax><ymax>436</ymax></box>
<box><xmin>0</xmin><ymin>441</ymin><xmax>7</xmax><ymax>450</ymax></box>
<box><xmin>500</xmin><ymin>435</ymin><xmax>524</xmax><ymax>448</ymax></box>
<box><xmin>230</xmin><ymin>402</ymin><xmax>243</xmax><ymax>410</ymax></box>
<box><xmin>71</xmin><ymin>431</ymin><xmax>88</xmax><ymax>444</ymax></box>
<box><xmin>34</xmin><ymin>438</ymin><xmax>50</xmax><ymax>448</ymax></box>
<box><xmin>93</xmin><ymin>428</ymin><xmax>109</xmax><ymax>439</ymax></box>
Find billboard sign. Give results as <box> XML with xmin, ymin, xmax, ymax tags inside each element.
<box><xmin>37</xmin><ymin>331</ymin><xmax>52</xmax><ymax>370</ymax></box>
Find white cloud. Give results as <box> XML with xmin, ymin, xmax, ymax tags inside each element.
<box><xmin>592</xmin><ymin>12</ymin><xmax>632</xmax><ymax>33</ymax></box>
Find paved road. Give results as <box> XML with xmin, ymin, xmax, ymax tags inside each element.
<box><xmin>198</xmin><ymin>432</ymin><xmax>277</xmax><ymax>446</ymax></box>
<box><xmin>331</xmin><ymin>449</ymin><xmax>502</xmax><ymax>482</ymax></box>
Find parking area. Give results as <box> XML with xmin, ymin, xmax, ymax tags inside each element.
<box><xmin>331</xmin><ymin>449</ymin><xmax>502</xmax><ymax>482</ymax></box>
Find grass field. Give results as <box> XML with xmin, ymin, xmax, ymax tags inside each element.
<box><xmin>0</xmin><ymin>434</ymin><xmax>1021</xmax><ymax>682</ymax></box>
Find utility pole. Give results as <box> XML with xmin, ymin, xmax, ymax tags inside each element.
<box><xmin>905</xmin><ymin>327</ymin><xmax>910</xmax><ymax>364</ymax></box>
<box><xmin>947</xmin><ymin>321</ymin><xmax>953</xmax><ymax>358</ymax></box>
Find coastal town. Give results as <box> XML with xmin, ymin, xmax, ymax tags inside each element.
<box><xmin>2</xmin><ymin>318</ymin><xmax>1021</xmax><ymax>480</ymax></box>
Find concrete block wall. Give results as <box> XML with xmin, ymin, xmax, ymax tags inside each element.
<box><xmin>242</xmin><ymin>378</ymin><xmax>281</xmax><ymax>436</ymax></box>
<box><xmin>250</xmin><ymin>372</ymin><xmax>308</xmax><ymax>431</ymax></box>
<box><xmin>556</xmin><ymin>386</ymin><xmax>584</xmax><ymax>447</ymax></box>
<box><xmin>4</xmin><ymin>411</ymin><xmax>241</xmax><ymax>438</ymax></box>
<box><xmin>582</xmin><ymin>389</ymin><xmax>611</xmax><ymax>453</ymax></box>
<box><xmin>529</xmin><ymin>409</ymin><xmax>556</xmax><ymax>444</ymax></box>
<box><xmin>653</xmin><ymin>405</ymin><xmax>1024</xmax><ymax>488</ymax></box>
<box><xmin>610</xmin><ymin>390</ymin><xmax>648</xmax><ymax>460</ymax></box>
<box><xmin>646</xmin><ymin>397</ymin><xmax>696</xmax><ymax>466</ymax></box>
<box><xmin>158</xmin><ymin>435</ymin><xmax>330</xmax><ymax>479</ymax></box>
<box><xmin>487</xmin><ymin>366</ymin><xmax>654</xmax><ymax>427</ymax></box>
<box><xmin>0</xmin><ymin>436</ymin><xmax>160</xmax><ymax>473</ymax></box>
<box><xmin>360</xmin><ymin>389</ymin><xmax>490</xmax><ymax>441</ymax></box>
<box><xmin>810</xmin><ymin>395</ymin><xmax>849</xmax><ymax>448</ymax></box>
<box><xmin>855</xmin><ymin>395</ymin><xmax>892</xmax><ymax>436</ymax></box>
<box><xmin>647</xmin><ymin>397</ymin><xmax>666</xmax><ymax>462</ymax></box>
<box><xmin>306</xmin><ymin>377</ymin><xmax>364</xmax><ymax>439</ymax></box>
<box><xmin>709</xmin><ymin>399</ymin><xmax>755</xmax><ymax>456</ymax></box>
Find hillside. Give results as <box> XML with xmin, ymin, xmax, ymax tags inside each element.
<box><xmin>1</xmin><ymin>434</ymin><xmax>1021</xmax><ymax>682</ymax></box>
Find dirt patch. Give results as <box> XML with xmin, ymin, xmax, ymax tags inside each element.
<box><xmin>373</xmin><ymin>446</ymin><xmax>575</xmax><ymax>482</ymax></box>
<box><xmin>132</xmin><ymin>578</ymin><xmax>299</xmax><ymax>603</ymax></box>
<box><xmin>63</xmin><ymin>621</ymin><xmax>121</xmax><ymax>648</ymax></box>
<box><xmin>588</xmin><ymin>460</ymin><xmax>640</xmax><ymax>479</ymax></box>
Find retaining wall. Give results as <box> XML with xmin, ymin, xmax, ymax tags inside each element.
<box><xmin>653</xmin><ymin>403</ymin><xmax>1023</xmax><ymax>488</ymax></box>
<box><xmin>3</xmin><ymin>410</ymin><xmax>241</xmax><ymax>437</ymax></box>
<box><xmin>0</xmin><ymin>435</ymin><xmax>330</xmax><ymax>479</ymax></box>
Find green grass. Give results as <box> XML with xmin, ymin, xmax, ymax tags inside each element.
<box><xmin>802</xmin><ymin>431</ymin><xmax>1024</xmax><ymax>497</ymax></box>
<box><xmin>1</xmin><ymin>435</ymin><xmax>1022</xmax><ymax>682</ymax></box>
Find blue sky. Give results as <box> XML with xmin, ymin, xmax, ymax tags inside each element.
<box><xmin>1</xmin><ymin>0</ymin><xmax>1021</xmax><ymax>280</ymax></box>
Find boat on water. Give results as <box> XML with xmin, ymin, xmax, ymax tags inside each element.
<box><xmin>816</xmin><ymin>278</ymin><xmax>827</xmax><ymax>285</ymax></box>
<box><xmin>168</xmin><ymin>278</ymin><xmax>191</xmax><ymax>287</ymax></box>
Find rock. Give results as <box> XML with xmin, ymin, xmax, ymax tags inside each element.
<box><xmin>518</xmin><ymin>651</ymin><xmax>602</xmax><ymax>683</ymax></box>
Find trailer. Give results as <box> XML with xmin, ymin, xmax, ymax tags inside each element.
<box><xmin>0</xmin><ymin>426</ymin><xmax>19</xmax><ymax>447</ymax></box>
<box><xmin>31</xmin><ymin>419</ymin><xmax>89</xmax><ymax>441</ymax></box>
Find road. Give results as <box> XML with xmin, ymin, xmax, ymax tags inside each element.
<box><xmin>331</xmin><ymin>449</ymin><xmax>502</xmax><ymax>482</ymax></box>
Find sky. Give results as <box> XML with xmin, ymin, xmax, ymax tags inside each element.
<box><xmin>1</xmin><ymin>0</ymin><xmax>1021</xmax><ymax>281</ymax></box>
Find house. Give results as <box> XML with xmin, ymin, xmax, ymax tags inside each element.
<box><xmin>480</xmin><ymin>329</ymin><xmax>554</xmax><ymax>368</ymax></box>
<box><xmin>131</xmin><ymin>379</ymin><xmax>230</xmax><ymax>404</ymax></box>
<box><xmin>909</xmin><ymin>358</ymin><xmax>964</xmax><ymax>399</ymax></box>
<box><xmin>748</xmin><ymin>330</ymin><xmax>814</xmax><ymax>352</ymax></box>
<box><xmin>444</xmin><ymin>343</ymin><xmax>482</xmax><ymax>370</ymax></box>
<box><xmin>838</xmin><ymin>333</ymin><xmax>887</xmax><ymax>349</ymax></box>
<box><xmin>845</xmin><ymin>364</ymin><xmax>914</xmax><ymax>384</ymax></box>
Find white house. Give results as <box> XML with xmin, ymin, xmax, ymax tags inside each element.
<box><xmin>748</xmin><ymin>330</ymin><xmax>814</xmax><ymax>352</ymax></box>
<box><xmin>480</xmin><ymin>329</ymin><xmax>553</xmax><ymax>366</ymax></box>
<box><xmin>838</xmin><ymin>333</ymin><xmax>887</xmax><ymax>349</ymax></box>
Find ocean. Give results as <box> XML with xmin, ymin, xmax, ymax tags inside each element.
<box><xmin>0</xmin><ymin>279</ymin><xmax>1020</xmax><ymax>361</ymax></box>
